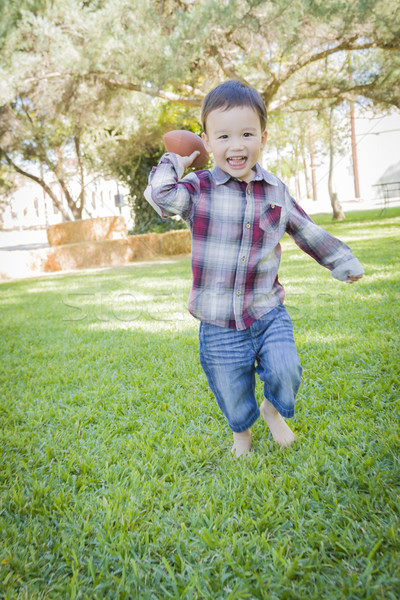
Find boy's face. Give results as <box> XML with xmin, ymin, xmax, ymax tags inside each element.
<box><xmin>201</xmin><ymin>105</ymin><xmax>267</xmax><ymax>183</ymax></box>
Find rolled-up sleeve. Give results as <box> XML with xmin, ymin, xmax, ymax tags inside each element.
<box><xmin>286</xmin><ymin>197</ymin><xmax>364</xmax><ymax>280</ymax></box>
<box><xmin>144</xmin><ymin>153</ymin><xmax>199</xmax><ymax>221</ymax></box>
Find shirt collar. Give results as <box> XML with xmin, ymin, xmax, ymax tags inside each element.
<box><xmin>211</xmin><ymin>163</ymin><xmax>279</xmax><ymax>186</ymax></box>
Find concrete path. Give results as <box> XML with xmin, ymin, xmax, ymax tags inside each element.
<box><xmin>0</xmin><ymin>229</ymin><xmax>49</xmax><ymax>251</ymax></box>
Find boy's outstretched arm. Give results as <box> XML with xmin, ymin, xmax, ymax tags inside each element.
<box><xmin>285</xmin><ymin>198</ymin><xmax>364</xmax><ymax>283</ymax></box>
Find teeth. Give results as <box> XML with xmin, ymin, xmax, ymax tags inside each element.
<box><xmin>228</xmin><ymin>156</ymin><xmax>246</xmax><ymax>163</ymax></box>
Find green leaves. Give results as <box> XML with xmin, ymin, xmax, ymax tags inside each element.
<box><xmin>2</xmin><ymin>0</ymin><xmax>400</xmax><ymax>227</ymax></box>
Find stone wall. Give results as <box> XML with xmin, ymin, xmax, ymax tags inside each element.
<box><xmin>0</xmin><ymin>228</ymin><xmax>192</xmax><ymax>280</ymax></box>
<box><xmin>41</xmin><ymin>229</ymin><xmax>192</xmax><ymax>272</ymax></box>
<box><xmin>47</xmin><ymin>216</ymin><xmax>128</xmax><ymax>246</ymax></box>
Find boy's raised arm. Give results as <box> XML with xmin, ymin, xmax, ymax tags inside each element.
<box><xmin>144</xmin><ymin>152</ymin><xmax>200</xmax><ymax>221</ymax></box>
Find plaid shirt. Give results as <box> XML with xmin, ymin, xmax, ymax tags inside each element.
<box><xmin>145</xmin><ymin>154</ymin><xmax>363</xmax><ymax>330</ymax></box>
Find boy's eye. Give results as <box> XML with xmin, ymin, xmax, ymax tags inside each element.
<box><xmin>243</xmin><ymin>132</ymin><xmax>253</xmax><ymax>137</ymax></box>
<box><xmin>218</xmin><ymin>134</ymin><xmax>228</xmax><ymax>139</ymax></box>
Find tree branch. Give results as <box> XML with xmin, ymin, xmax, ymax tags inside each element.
<box><xmin>207</xmin><ymin>44</ymin><xmax>246</xmax><ymax>82</ymax></box>
<box><xmin>0</xmin><ymin>149</ymin><xmax>72</xmax><ymax>221</ymax></box>
<box><xmin>90</xmin><ymin>74</ymin><xmax>203</xmax><ymax>106</ymax></box>
<box><xmin>274</xmin><ymin>80</ymin><xmax>400</xmax><ymax>111</ymax></box>
<box><xmin>21</xmin><ymin>71</ymin><xmax>204</xmax><ymax>107</ymax></box>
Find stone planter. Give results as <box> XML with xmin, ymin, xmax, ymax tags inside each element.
<box><xmin>0</xmin><ymin>228</ymin><xmax>192</xmax><ymax>280</ymax></box>
<box><xmin>47</xmin><ymin>216</ymin><xmax>128</xmax><ymax>246</ymax></box>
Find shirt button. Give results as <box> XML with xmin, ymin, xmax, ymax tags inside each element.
<box><xmin>241</xmin><ymin>257</ymin><xmax>245</xmax><ymax>262</ymax></box>
<box><xmin>247</xmin><ymin>189</ymin><xmax>251</xmax><ymax>195</ymax></box>
<box><xmin>237</xmin><ymin>290</ymin><xmax>241</xmax><ymax>296</ymax></box>
<box><xmin>246</xmin><ymin>223</ymin><xmax>250</xmax><ymax>228</ymax></box>
<box><xmin>271</xmin><ymin>204</ymin><xmax>275</xmax><ymax>209</ymax></box>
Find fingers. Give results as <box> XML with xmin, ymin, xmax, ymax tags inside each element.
<box><xmin>181</xmin><ymin>150</ymin><xmax>200</xmax><ymax>169</ymax></box>
<box><xmin>346</xmin><ymin>274</ymin><xmax>363</xmax><ymax>283</ymax></box>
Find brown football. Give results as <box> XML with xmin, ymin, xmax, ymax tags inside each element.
<box><xmin>163</xmin><ymin>130</ymin><xmax>209</xmax><ymax>168</ymax></box>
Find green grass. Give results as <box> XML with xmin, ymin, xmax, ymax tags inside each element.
<box><xmin>1</xmin><ymin>207</ymin><xmax>399</xmax><ymax>599</ymax></box>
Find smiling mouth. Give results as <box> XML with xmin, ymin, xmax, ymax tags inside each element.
<box><xmin>227</xmin><ymin>156</ymin><xmax>247</xmax><ymax>167</ymax></box>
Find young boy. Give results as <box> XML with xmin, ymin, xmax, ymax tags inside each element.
<box><xmin>144</xmin><ymin>80</ymin><xmax>363</xmax><ymax>458</ymax></box>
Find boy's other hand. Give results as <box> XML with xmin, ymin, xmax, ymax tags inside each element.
<box><xmin>346</xmin><ymin>274</ymin><xmax>363</xmax><ymax>284</ymax></box>
<box><xmin>181</xmin><ymin>151</ymin><xmax>200</xmax><ymax>170</ymax></box>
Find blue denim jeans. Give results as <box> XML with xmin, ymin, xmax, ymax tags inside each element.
<box><xmin>199</xmin><ymin>305</ymin><xmax>302</xmax><ymax>433</ymax></box>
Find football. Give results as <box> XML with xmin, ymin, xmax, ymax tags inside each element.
<box><xmin>163</xmin><ymin>130</ymin><xmax>209</xmax><ymax>168</ymax></box>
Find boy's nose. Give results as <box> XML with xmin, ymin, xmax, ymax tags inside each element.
<box><xmin>230</xmin><ymin>137</ymin><xmax>245</xmax><ymax>150</ymax></box>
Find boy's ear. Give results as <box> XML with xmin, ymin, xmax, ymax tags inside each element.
<box><xmin>201</xmin><ymin>132</ymin><xmax>212</xmax><ymax>153</ymax></box>
<box><xmin>261</xmin><ymin>130</ymin><xmax>268</xmax><ymax>149</ymax></box>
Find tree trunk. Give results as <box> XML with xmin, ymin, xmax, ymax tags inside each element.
<box><xmin>301</xmin><ymin>137</ymin><xmax>311</xmax><ymax>200</ymax></box>
<box><xmin>293</xmin><ymin>145</ymin><xmax>302</xmax><ymax>202</ymax></box>
<box><xmin>328</xmin><ymin>109</ymin><xmax>345</xmax><ymax>221</ymax></box>
<box><xmin>308</xmin><ymin>126</ymin><xmax>318</xmax><ymax>202</ymax></box>
<box><xmin>1</xmin><ymin>150</ymin><xmax>72</xmax><ymax>221</ymax></box>
<box><xmin>54</xmin><ymin>148</ymin><xmax>83</xmax><ymax>220</ymax></box>
<box><xmin>350</xmin><ymin>101</ymin><xmax>361</xmax><ymax>199</ymax></box>
<box><xmin>74</xmin><ymin>135</ymin><xmax>86</xmax><ymax>214</ymax></box>
<box><xmin>348</xmin><ymin>60</ymin><xmax>361</xmax><ymax>200</ymax></box>
<box><xmin>330</xmin><ymin>192</ymin><xmax>345</xmax><ymax>221</ymax></box>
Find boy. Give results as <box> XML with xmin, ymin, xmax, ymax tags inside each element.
<box><xmin>144</xmin><ymin>80</ymin><xmax>363</xmax><ymax>458</ymax></box>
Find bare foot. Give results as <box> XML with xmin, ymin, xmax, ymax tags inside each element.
<box><xmin>231</xmin><ymin>429</ymin><xmax>251</xmax><ymax>457</ymax></box>
<box><xmin>260</xmin><ymin>399</ymin><xmax>296</xmax><ymax>448</ymax></box>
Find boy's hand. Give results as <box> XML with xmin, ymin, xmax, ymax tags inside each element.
<box><xmin>346</xmin><ymin>274</ymin><xmax>363</xmax><ymax>284</ymax></box>
<box><xmin>180</xmin><ymin>151</ymin><xmax>200</xmax><ymax>170</ymax></box>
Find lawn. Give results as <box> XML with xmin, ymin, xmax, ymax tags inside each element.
<box><xmin>1</xmin><ymin>207</ymin><xmax>399</xmax><ymax>599</ymax></box>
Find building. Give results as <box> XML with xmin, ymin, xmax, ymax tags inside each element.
<box><xmin>1</xmin><ymin>173</ymin><xmax>132</xmax><ymax>232</ymax></box>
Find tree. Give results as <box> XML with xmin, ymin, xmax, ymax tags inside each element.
<box><xmin>1</xmin><ymin>0</ymin><xmax>399</xmax><ymax>225</ymax></box>
<box><xmin>326</xmin><ymin>107</ymin><xmax>346</xmax><ymax>220</ymax></box>
<box><xmin>0</xmin><ymin>58</ymin><xmax>157</xmax><ymax>221</ymax></box>
<box><xmin>0</xmin><ymin>99</ymin><xmax>88</xmax><ymax>221</ymax></box>
<box><xmin>121</xmin><ymin>147</ymin><xmax>185</xmax><ymax>234</ymax></box>
<box><xmin>3</xmin><ymin>0</ymin><xmax>399</xmax><ymax>112</ymax></box>
<box><xmin>94</xmin><ymin>101</ymin><xmax>203</xmax><ymax>233</ymax></box>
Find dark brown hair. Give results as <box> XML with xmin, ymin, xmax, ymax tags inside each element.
<box><xmin>201</xmin><ymin>80</ymin><xmax>267</xmax><ymax>133</ymax></box>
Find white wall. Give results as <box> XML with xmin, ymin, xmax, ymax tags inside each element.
<box><xmin>1</xmin><ymin>176</ymin><xmax>132</xmax><ymax>231</ymax></box>
<box><xmin>317</xmin><ymin>110</ymin><xmax>400</xmax><ymax>205</ymax></box>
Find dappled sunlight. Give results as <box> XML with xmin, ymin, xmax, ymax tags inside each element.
<box><xmin>86</xmin><ymin>313</ymin><xmax>197</xmax><ymax>333</ymax></box>
<box><xmin>20</xmin><ymin>275</ymin><xmax>191</xmax><ymax>299</ymax></box>
<box><xmin>354</xmin><ymin>290</ymin><xmax>386</xmax><ymax>302</ymax></box>
<box><xmin>58</xmin><ymin>279</ymin><xmax>196</xmax><ymax>333</ymax></box>
<box><xmin>362</xmin><ymin>265</ymin><xmax>399</xmax><ymax>277</ymax></box>
<box><xmin>128</xmin><ymin>279</ymin><xmax>190</xmax><ymax>293</ymax></box>
<box><xmin>60</xmin><ymin>286</ymin><xmax>190</xmax><ymax>325</ymax></box>
<box><xmin>2</xmin><ymin>0</ymin><xmax>400</xmax><ymax>587</ymax></box>
<box><xmin>299</xmin><ymin>330</ymin><xmax>354</xmax><ymax>344</ymax></box>
<box><xmin>25</xmin><ymin>280</ymin><xmax>94</xmax><ymax>294</ymax></box>
<box><xmin>335</xmin><ymin>229</ymin><xmax>400</xmax><ymax>243</ymax></box>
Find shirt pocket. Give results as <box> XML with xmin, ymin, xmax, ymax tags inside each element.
<box><xmin>259</xmin><ymin>204</ymin><xmax>282</xmax><ymax>233</ymax></box>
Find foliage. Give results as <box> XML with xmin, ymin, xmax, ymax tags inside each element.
<box><xmin>0</xmin><ymin>163</ymin><xmax>18</xmax><ymax>225</ymax></box>
<box><xmin>1</xmin><ymin>208</ymin><xmax>399</xmax><ymax>598</ymax></box>
<box><xmin>94</xmin><ymin>101</ymin><xmax>202</xmax><ymax>233</ymax></box>
<box><xmin>1</xmin><ymin>0</ymin><xmax>399</xmax><ymax>225</ymax></box>
<box><xmin>3</xmin><ymin>0</ymin><xmax>396</xmax><ymax>111</ymax></box>
<box><xmin>120</xmin><ymin>146</ymin><xmax>188</xmax><ymax>234</ymax></box>
<box><xmin>0</xmin><ymin>161</ymin><xmax>18</xmax><ymax>199</ymax></box>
